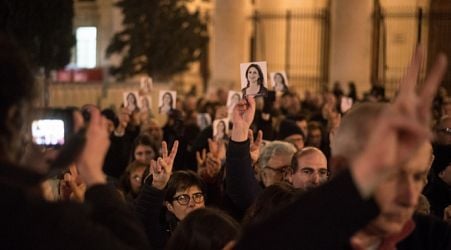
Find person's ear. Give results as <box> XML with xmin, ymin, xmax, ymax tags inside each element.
<box><xmin>166</xmin><ymin>201</ymin><xmax>174</xmax><ymax>213</ymax></box>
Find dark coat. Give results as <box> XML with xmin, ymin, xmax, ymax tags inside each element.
<box><xmin>0</xmin><ymin>162</ymin><xmax>150</xmax><ymax>250</ymax></box>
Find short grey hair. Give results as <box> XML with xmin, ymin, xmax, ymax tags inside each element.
<box><xmin>258</xmin><ymin>141</ymin><xmax>296</xmax><ymax>169</ymax></box>
<box><xmin>331</xmin><ymin>102</ymin><xmax>387</xmax><ymax>160</ymax></box>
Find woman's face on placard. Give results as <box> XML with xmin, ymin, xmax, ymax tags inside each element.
<box><xmin>127</xmin><ymin>93</ymin><xmax>136</xmax><ymax>105</ymax></box>
<box><xmin>274</xmin><ymin>74</ymin><xmax>283</xmax><ymax>85</ymax></box>
<box><xmin>217</xmin><ymin>121</ymin><xmax>225</xmax><ymax>133</ymax></box>
<box><xmin>231</xmin><ymin>94</ymin><xmax>240</xmax><ymax>105</ymax></box>
<box><xmin>163</xmin><ymin>93</ymin><xmax>172</xmax><ymax>106</ymax></box>
<box><xmin>247</xmin><ymin>66</ymin><xmax>260</xmax><ymax>83</ymax></box>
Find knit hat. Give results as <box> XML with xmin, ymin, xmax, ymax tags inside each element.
<box><xmin>278</xmin><ymin>119</ymin><xmax>304</xmax><ymax>140</ymax></box>
<box><xmin>431</xmin><ymin>144</ymin><xmax>451</xmax><ymax>174</ymax></box>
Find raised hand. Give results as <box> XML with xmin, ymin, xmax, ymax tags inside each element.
<box><xmin>249</xmin><ymin>129</ymin><xmax>263</xmax><ymax>164</ymax></box>
<box><xmin>62</xmin><ymin>171</ymin><xmax>86</xmax><ymax>202</ymax></box>
<box><xmin>196</xmin><ymin>148</ymin><xmax>207</xmax><ymax>170</ymax></box>
<box><xmin>150</xmin><ymin>140</ymin><xmax>179</xmax><ymax>190</ymax></box>
<box><xmin>114</xmin><ymin>107</ymin><xmax>130</xmax><ymax>136</ymax></box>
<box><xmin>231</xmin><ymin>96</ymin><xmax>256</xmax><ymax>142</ymax></box>
<box><xmin>77</xmin><ymin>109</ymin><xmax>110</xmax><ymax>187</ymax></box>
<box><xmin>351</xmin><ymin>47</ymin><xmax>447</xmax><ymax>198</ymax></box>
<box><xmin>197</xmin><ymin>139</ymin><xmax>225</xmax><ymax>181</ymax></box>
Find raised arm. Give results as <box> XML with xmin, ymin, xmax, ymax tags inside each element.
<box><xmin>225</xmin><ymin>97</ymin><xmax>263</xmax><ymax>211</ymax></box>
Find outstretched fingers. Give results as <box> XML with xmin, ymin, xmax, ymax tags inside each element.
<box><xmin>161</xmin><ymin>141</ymin><xmax>168</xmax><ymax>159</ymax></box>
<box><xmin>169</xmin><ymin>140</ymin><xmax>179</xmax><ymax>160</ymax></box>
<box><xmin>399</xmin><ymin>46</ymin><xmax>423</xmax><ymax>95</ymax></box>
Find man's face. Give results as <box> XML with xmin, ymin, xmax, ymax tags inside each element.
<box><xmin>367</xmin><ymin>143</ymin><xmax>431</xmax><ymax>236</ymax></box>
<box><xmin>291</xmin><ymin>151</ymin><xmax>328</xmax><ymax>190</ymax></box>
<box><xmin>260</xmin><ymin>154</ymin><xmax>292</xmax><ymax>187</ymax></box>
<box><xmin>285</xmin><ymin>134</ymin><xmax>304</xmax><ymax>151</ymax></box>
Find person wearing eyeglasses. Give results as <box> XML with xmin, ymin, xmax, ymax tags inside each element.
<box><xmin>258</xmin><ymin>141</ymin><xmax>296</xmax><ymax>188</ymax></box>
<box><xmin>135</xmin><ymin>141</ymin><xmax>209</xmax><ymax>249</ymax></box>
<box><xmin>118</xmin><ymin>161</ymin><xmax>147</xmax><ymax>202</ymax></box>
<box><xmin>287</xmin><ymin>147</ymin><xmax>328</xmax><ymax>190</ymax></box>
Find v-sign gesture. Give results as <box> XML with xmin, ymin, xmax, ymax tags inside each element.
<box><xmin>150</xmin><ymin>140</ymin><xmax>179</xmax><ymax>190</ymax></box>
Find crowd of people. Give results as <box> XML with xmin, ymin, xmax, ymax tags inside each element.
<box><xmin>1</xmin><ymin>33</ymin><xmax>451</xmax><ymax>250</ymax></box>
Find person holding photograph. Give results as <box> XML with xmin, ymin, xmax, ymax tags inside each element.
<box><xmin>159</xmin><ymin>92</ymin><xmax>174</xmax><ymax>114</ymax></box>
<box><xmin>242</xmin><ymin>64</ymin><xmax>268</xmax><ymax>97</ymax></box>
<box><xmin>273</xmin><ymin>72</ymin><xmax>288</xmax><ymax>93</ymax></box>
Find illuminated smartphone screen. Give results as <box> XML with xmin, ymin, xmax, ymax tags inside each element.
<box><xmin>31</xmin><ymin>119</ymin><xmax>65</xmax><ymax>146</ymax></box>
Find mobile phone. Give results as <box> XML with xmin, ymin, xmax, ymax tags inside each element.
<box><xmin>31</xmin><ymin>109</ymin><xmax>74</xmax><ymax>148</ymax></box>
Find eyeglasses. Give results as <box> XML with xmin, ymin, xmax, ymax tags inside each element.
<box><xmin>173</xmin><ymin>192</ymin><xmax>204</xmax><ymax>206</ymax></box>
<box><xmin>297</xmin><ymin>167</ymin><xmax>329</xmax><ymax>177</ymax></box>
<box><xmin>263</xmin><ymin>165</ymin><xmax>291</xmax><ymax>175</ymax></box>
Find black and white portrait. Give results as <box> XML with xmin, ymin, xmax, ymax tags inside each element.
<box><xmin>240</xmin><ymin>61</ymin><xmax>268</xmax><ymax>97</ymax></box>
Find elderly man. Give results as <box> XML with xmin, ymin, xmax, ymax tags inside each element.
<box><xmin>332</xmin><ymin>103</ymin><xmax>450</xmax><ymax>249</ymax></box>
<box><xmin>225</xmin><ymin>127</ymin><xmax>295</xmax><ymax>211</ymax></box>
<box><xmin>257</xmin><ymin>141</ymin><xmax>296</xmax><ymax>187</ymax></box>
<box><xmin>288</xmin><ymin>147</ymin><xmax>328</xmax><ymax>190</ymax></box>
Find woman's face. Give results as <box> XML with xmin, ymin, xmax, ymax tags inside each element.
<box><xmin>166</xmin><ymin>185</ymin><xmax>205</xmax><ymax>220</ymax></box>
<box><xmin>129</xmin><ymin>166</ymin><xmax>146</xmax><ymax>194</ymax></box>
<box><xmin>247</xmin><ymin>66</ymin><xmax>260</xmax><ymax>83</ymax></box>
<box><xmin>217</xmin><ymin>121</ymin><xmax>225</xmax><ymax>134</ymax></box>
<box><xmin>127</xmin><ymin>94</ymin><xmax>136</xmax><ymax>105</ymax></box>
<box><xmin>134</xmin><ymin>144</ymin><xmax>155</xmax><ymax>164</ymax></box>
<box><xmin>163</xmin><ymin>94</ymin><xmax>172</xmax><ymax>106</ymax></box>
<box><xmin>274</xmin><ymin>74</ymin><xmax>283</xmax><ymax>85</ymax></box>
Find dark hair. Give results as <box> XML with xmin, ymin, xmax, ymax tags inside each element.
<box><xmin>0</xmin><ymin>35</ymin><xmax>36</xmax><ymax>162</ymax></box>
<box><xmin>130</xmin><ymin>134</ymin><xmax>158</xmax><ymax>163</ymax></box>
<box><xmin>118</xmin><ymin>160</ymin><xmax>147</xmax><ymax>197</ymax></box>
<box><xmin>161</xmin><ymin>92</ymin><xmax>174</xmax><ymax>107</ymax></box>
<box><xmin>126</xmin><ymin>92</ymin><xmax>138</xmax><ymax>105</ymax></box>
<box><xmin>164</xmin><ymin>170</ymin><xmax>206</xmax><ymax>203</ymax></box>
<box><xmin>216</xmin><ymin>120</ymin><xmax>227</xmax><ymax>135</ymax></box>
<box><xmin>274</xmin><ymin>72</ymin><xmax>287</xmax><ymax>91</ymax></box>
<box><xmin>245</xmin><ymin>63</ymin><xmax>264</xmax><ymax>88</ymax></box>
<box><xmin>101</xmin><ymin>108</ymin><xmax>119</xmax><ymax>128</ymax></box>
<box><xmin>166</xmin><ymin>207</ymin><xmax>240</xmax><ymax>250</ymax></box>
<box><xmin>243</xmin><ymin>182</ymin><xmax>300</xmax><ymax>227</ymax></box>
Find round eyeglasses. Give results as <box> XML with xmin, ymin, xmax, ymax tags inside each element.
<box><xmin>172</xmin><ymin>192</ymin><xmax>204</xmax><ymax>206</ymax></box>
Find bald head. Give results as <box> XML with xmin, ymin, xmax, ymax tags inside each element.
<box><xmin>290</xmin><ymin>147</ymin><xmax>328</xmax><ymax>190</ymax></box>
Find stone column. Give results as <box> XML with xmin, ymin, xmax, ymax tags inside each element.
<box><xmin>329</xmin><ymin>0</ymin><xmax>373</xmax><ymax>97</ymax></box>
<box><xmin>210</xmin><ymin>0</ymin><xmax>252</xmax><ymax>91</ymax></box>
